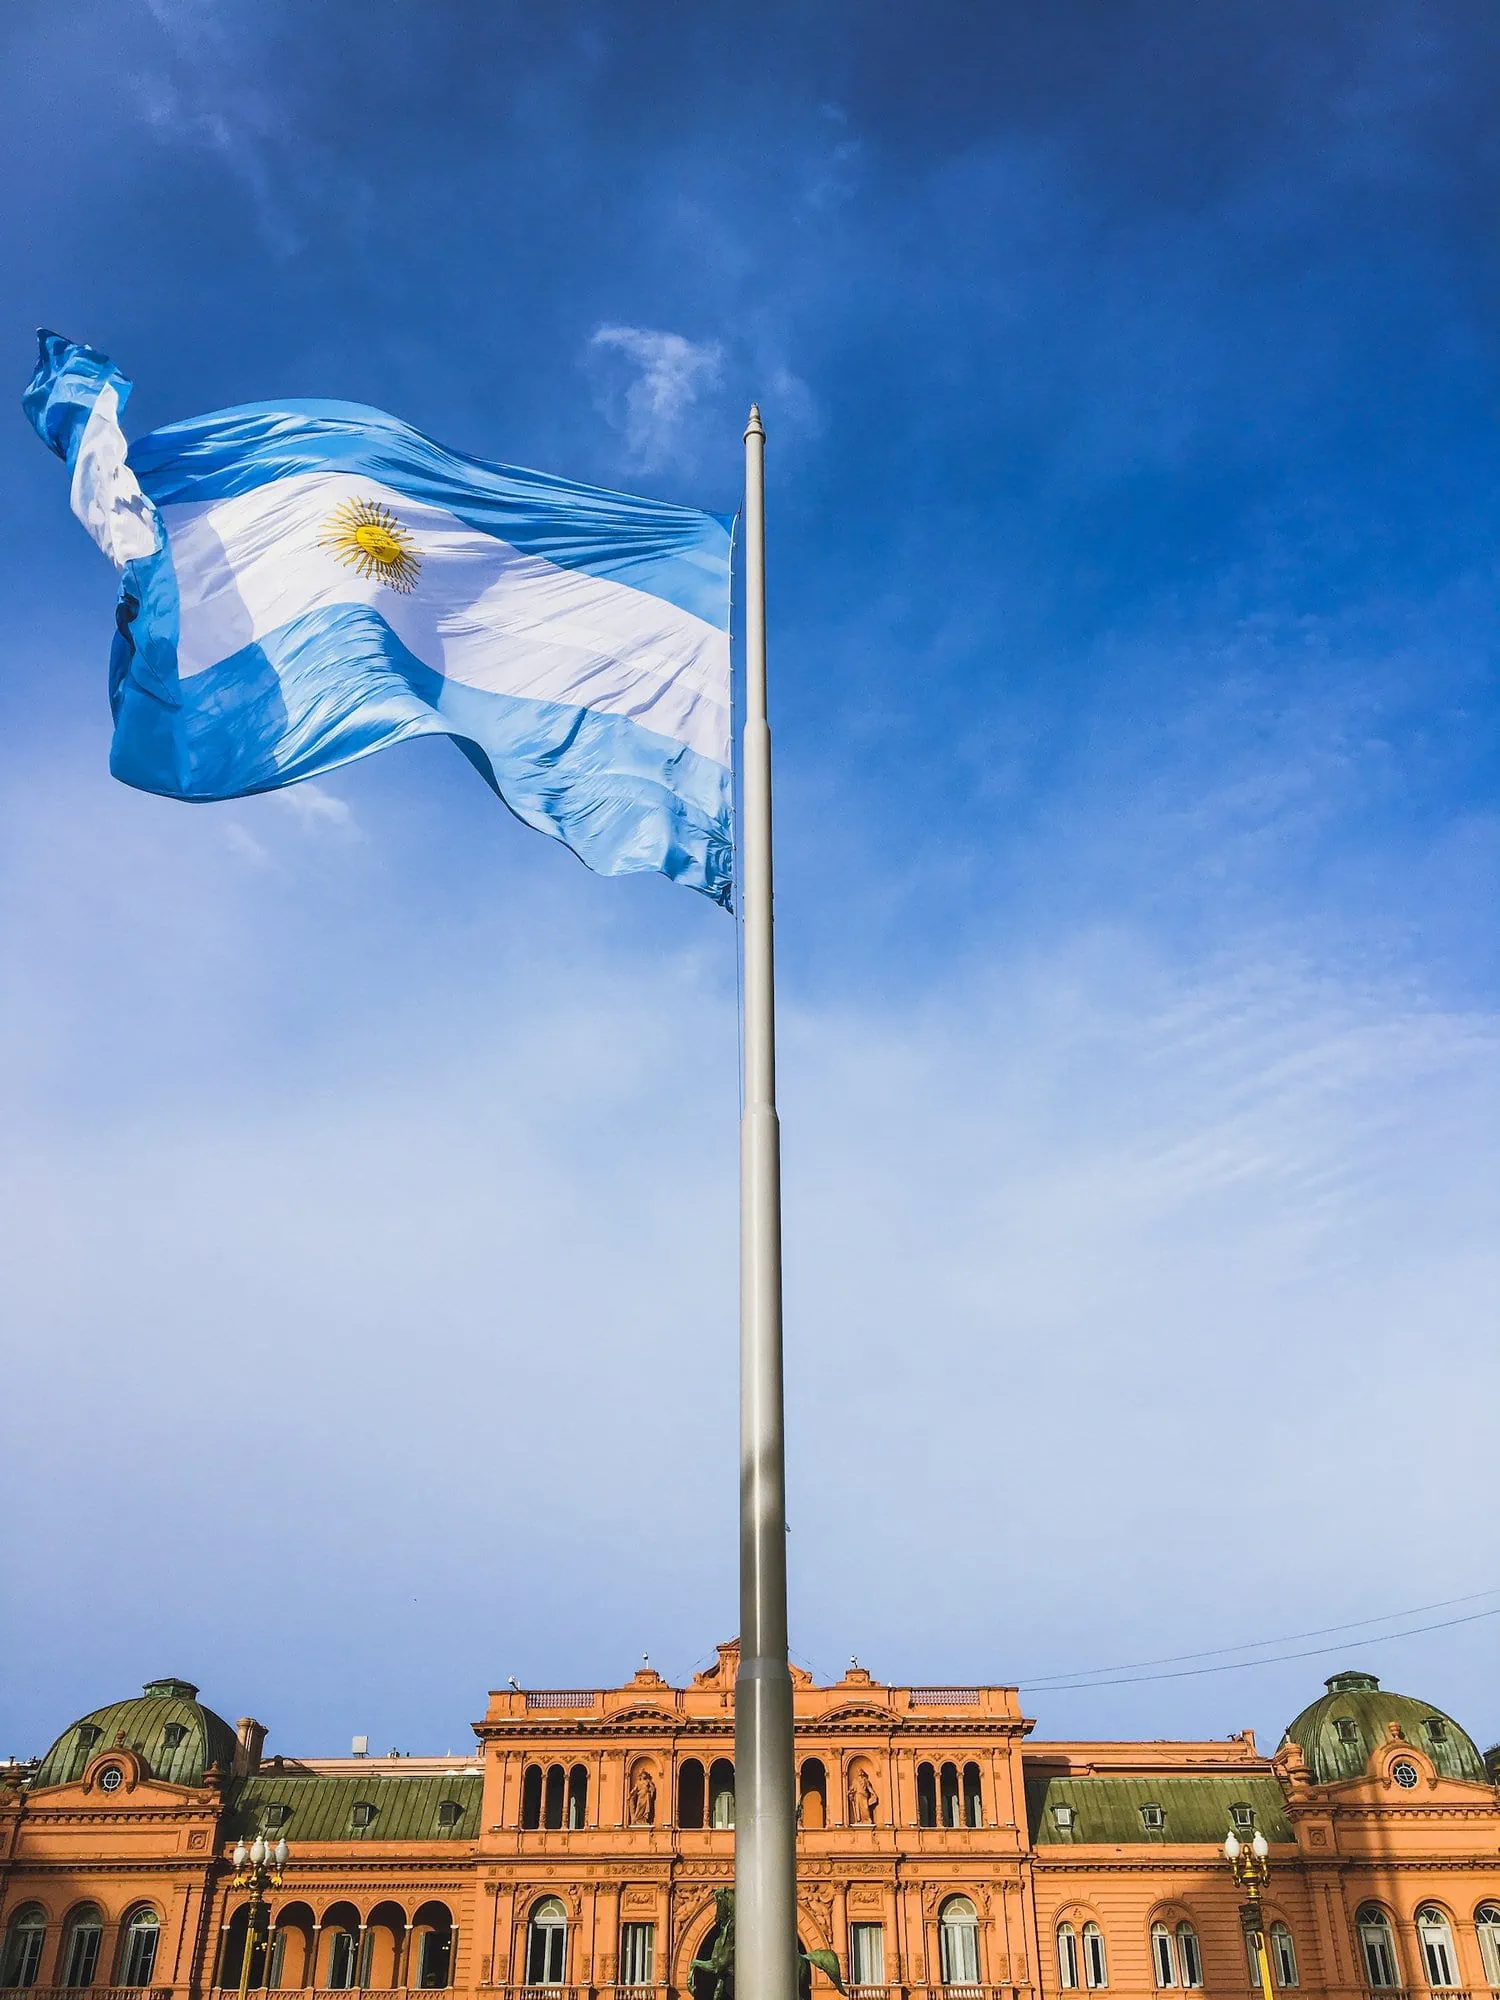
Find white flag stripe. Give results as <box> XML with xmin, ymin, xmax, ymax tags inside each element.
<box><xmin>162</xmin><ymin>472</ymin><xmax>731</xmax><ymax>767</ymax></box>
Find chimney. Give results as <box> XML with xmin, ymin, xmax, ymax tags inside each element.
<box><xmin>234</xmin><ymin>1718</ymin><xmax>267</xmax><ymax>1776</ymax></box>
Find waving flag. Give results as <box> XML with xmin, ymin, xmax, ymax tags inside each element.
<box><xmin>24</xmin><ymin>332</ymin><xmax>733</xmax><ymax>905</ymax></box>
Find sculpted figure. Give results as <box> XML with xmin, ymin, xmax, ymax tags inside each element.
<box><xmin>849</xmin><ymin>1766</ymin><xmax>879</xmax><ymax>1825</ymax></box>
<box><xmin>628</xmin><ymin>1765</ymin><xmax>657</xmax><ymax>1826</ymax></box>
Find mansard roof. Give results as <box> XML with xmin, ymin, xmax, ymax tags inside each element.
<box><xmin>1026</xmin><ymin>1770</ymin><xmax>1293</xmax><ymax>1845</ymax></box>
<box><xmin>226</xmin><ymin>1771</ymin><xmax>483</xmax><ymax>1842</ymax></box>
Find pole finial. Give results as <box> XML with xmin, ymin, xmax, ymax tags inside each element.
<box><xmin>744</xmin><ymin>403</ymin><xmax>765</xmax><ymax>441</ymax></box>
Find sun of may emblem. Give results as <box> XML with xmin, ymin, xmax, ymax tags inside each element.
<box><xmin>319</xmin><ymin>496</ymin><xmax>422</xmax><ymax>593</ymax></box>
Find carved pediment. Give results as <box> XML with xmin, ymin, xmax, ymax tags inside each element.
<box><xmin>813</xmin><ymin>1703</ymin><xmax>893</xmax><ymax>1729</ymax></box>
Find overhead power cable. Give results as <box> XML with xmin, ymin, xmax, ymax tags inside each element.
<box><xmin>1019</xmin><ymin>1603</ymin><xmax>1500</xmax><ymax>1693</ymax></box>
<box><xmin>1018</xmin><ymin>1583</ymin><xmax>1500</xmax><ymax>1687</ymax></box>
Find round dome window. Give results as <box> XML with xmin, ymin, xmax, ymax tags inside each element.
<box><xmin>1391</xmin><ymin>1760</ymin><xmax>1419</xmax><ymax>1789</ymax></box>
<box><xmin>98</xmin><ymin>1766</ymin><xmax>123</xmax><ymax>1792</ymax></box>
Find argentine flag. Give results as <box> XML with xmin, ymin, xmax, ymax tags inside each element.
<box><xmin>24</xmin><ymin>332</ymin><xmax>733</xmax><ymax>906</ymax></box>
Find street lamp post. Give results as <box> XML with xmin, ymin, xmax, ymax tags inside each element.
<box><xmin>230</xmin><ymin>1832</ymin><xmax>288</xmax><ymax>2000</ymax></box>
<box><xmin>1224</xmin><ymin>1828</ymin><xmax>1276</xmax><ymax>2000</ymax></box>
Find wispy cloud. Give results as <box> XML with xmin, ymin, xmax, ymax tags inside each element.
<box><xmin>274</xmin><ymin>783</ymin><xmax>360</xmax><ymax>836</ymax></box>
<box><xmin>588</xmin><ymin>325</ymin><xmax>724</xmax><ymax>471</ymax></box>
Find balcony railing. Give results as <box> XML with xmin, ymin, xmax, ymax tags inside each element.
<box><xmin>21</xmin><ymin>1991</ymin><xmax>177</xmax><ymax>2000</ymax></box>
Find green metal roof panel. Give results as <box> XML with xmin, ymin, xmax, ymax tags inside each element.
<box><xmin>34</xmin><ymin>1683</ymin><xmax>239</xmax><ymax>1791</ymax></box>
<box><xmin>1279</xmin><ymin>1672</ymin><xmax>1485</xmax><ymax>1786</ymax></box>
<box><xmin>226</xmin><ymin>1773</ymin><xmax>483</xmax><ymax>1843</ymax></box>
<box><xmin>1026</xmin><ymin>1772</ymin><xmax>1293</xmax><ymax>1846</ymax></box>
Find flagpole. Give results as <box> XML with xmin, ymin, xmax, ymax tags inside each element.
<box><xmin>735</xmin><ymin>403</ymin><xmax>797</xmax><ymax>2000</ymax></box>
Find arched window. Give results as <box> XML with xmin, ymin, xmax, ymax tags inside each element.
<box><xmin>1057</xmin><ymin>1924</ymin><xmax>1079</xmax><ymax>1991</ymax></box>
<box><xmin>1269</xmin><ymin>1924</ymin><xmax>1297</xmax><ymax>1990</ymax></box>
<box><xmin>544</xmin><ymin>1763</ymin><xmax>566</xmax><ymax>1830</ymax></box>
<box><xmin>962</xmin><ymin>1763</ymin><xmax>983</xmax><ymax>1829</ymax></box>
<box><xmin>916</xmin><ymin>1763</ymin><xmax>938</xmax><ymax>1828</ymax></box>
<box><xmin>1083</xmin><ymin>1923</ymin><xmax>1107</xmax><ymax>1990</ymax></box>
<box><xmin>1475</xmin><ymin>1906</ymin><xmax>1500</xmax><ymax>1990</ymax></box>
<box><xmin>1175</xmin><ymin>1925</ymin><xmax>1202</xmax><ymax>1990</ymax></box>
<box><xmin>678</xmin><ymin>1759</ymin><xmax>705</xmax><ymax>1829</ymax></box>
<box><xmin>799</xmin><ymin>1759</ymin><xmax>827</xmax><ymax>1830</ymax></box>
<box><xmin>567</xmin><ymin>1764</ymin><xmax>588</xmax><ymax>1831</ymax></box>
<box><xmin>412</xmin><ymin>1903</ymin><xmax>453</xmax><ymax>1990</ymax></box>
<box><xmin>320</xmin><ymin>1904</ymin><xmax>360</xmax><ymax>1993</ymax></box>
<box><xmin>1151</xmin><ymin>1925</ymin><xmax>1177</xmax><ymax>1989</ymax></box>
<box><xmin>2</xmin><ymin>1908</ymin><xmax>47</xmax><ymax>1990</ymax></box>
<box><xmin>526</xmin><ymin>1898</ymin><xmax>568</xmax><ymax>1986</ymax></box>
<box><xmin>1416</xmin><ymin>1910</ymin><xmax>1457</xmax><ymax>1989</ymax></box>
<box><xmin>63</xmin><ymin>1906</ymin><xmax>104</xmax><ymax>1990</ymax></box>
<box><xmin>119</xmin><ymin>1911</ymin><xmax>161</xmax><ymax>1990</ymax></box>
<box><xmin>521</xmin><ymin>1763</ymin><xmax>543</xmax><ymax>1830</ymax></box>
<box><xmin>1357</xmin><ymin>1908</ymin><xmax>1400</xmax><ymax>1990</ymax></box>
<box><xmin>709</xmin><ymin>1759</ymin><xmax>735</xmax><ymax>1829</ymax></box>
<box><xmin>940</xmin><ymin>1762</ymin><xmax>961</xmax><ymax>1828</ymax></box>
<box><xmin>938</xmin><ymin>1897</ymin><xmax>980</xmax><ymax>1987</ymax></box>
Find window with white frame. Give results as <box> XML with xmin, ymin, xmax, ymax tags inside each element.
<box><xmin>1357</xmin><ymin>1908</ymin><xmax>1399</xmax><ymax>1990</ymax></box>
<box><xmin>1416</xmin><ymin>1909</ymin><xmax>1458</xmax><ymax>1989</ymax></box>
<box><xmin>119</xmin><ymin>1911</ymin><xmax>160</xmax><ymax>1990</ymax></box>
<box><xmin>849</xmin><ymin>1925</ymin><xmax>885</xmax><ymax>1988</ymax></box>
<box><xmin>1230</xmin><ymin>1803</ymin><xmax>1255</xmax><ymax>1830</ymax></box>
<box><xmin>2</xmin><ymin>1908</ymin><xmax>46</xmax><ymax>1991</ymax></box>
<box><xmin>1141</xmin><ymin>1804</ymin><xmax>1165</xmax><ymax>1831</ymax></box>
<box><xmin>938</xmin><ymin>1898</ymin><xmax>980</xmax><ymax>1987</ymax></box>
<box><xmin>619</xmin><ymin>1922</ymin><xmax>654</xmax><ymax>1987</ymax></box>
<box><xmin>1151</xmin><ymin>1925</ymin><xmax>1177</xmax><ymax>1989</ymax></box>
<box><xmin>327</xmin><ymin>1931</ymin><xmax>358</xmax><ymax>1991</ymax></box>
<box><xmin>1176</xmin><ymin>1925</ymin><xmax>1202</xmax><ymax>1989</ymax></box>
<box><xmin>1083</xmin><ymin>1923</ymin><xmax>1108</xmax><ymax>1990</ymax></box>
<box><xmin>1269</xmin><ymin>1924</ymin><xmax>1297</xmax><ymax>1989</ymax></box>
<box><xmin>527</xmin><ymin>1899</ymin><xmax>568</xmax><ymax>1986</ymax></box>
<box><xmin>63</xmin><ymin>1907</ymin><xmax>104</xmax><ymax>1990</ymax></box>
<box><xmin>1475</xmin><ymin>1905</ymin><xmax>1500</xmax><ymax>1989</ymax></box>
<box><xmin>1058</xmin><ymin>1925</ymin><xmax>1080</xmax><ymax>1990</ymax></box>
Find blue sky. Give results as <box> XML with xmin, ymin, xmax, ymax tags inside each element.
<box><xmin>2</xmin><ymin>0</ymin><xmax>1497</xmax><ymax>1766</ymax></box>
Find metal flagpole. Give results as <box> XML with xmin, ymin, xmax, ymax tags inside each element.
<box><xmin>735</xmin><ymin>404</ymin><xmax>797</xmax><ymax>2000</ymax></box>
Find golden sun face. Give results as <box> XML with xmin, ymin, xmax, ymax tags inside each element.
<box><xmin>319</xmin><ymin>496</ymin><xmax>421</xmax><ymax>594</ymax></box>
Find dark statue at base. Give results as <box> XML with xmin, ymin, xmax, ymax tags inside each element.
<box><xmin>690</xmin><ymin>1890</ymin><xmax>845</xmax><ymax>2000</ymax></box>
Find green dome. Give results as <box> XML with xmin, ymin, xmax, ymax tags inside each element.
<box><xmin>1280</xmin><ymin>1670</ymin><xmax>1486</xmax><ymax>1786</ymax></box>
<box><xmin>33</xmin><ymin>1678</ymin><xmax>239</xmax><ymax>1791</ymax></box>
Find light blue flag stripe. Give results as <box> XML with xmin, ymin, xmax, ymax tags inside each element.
<box><xmin>128</xmin><ymin>399</ymin><xmax>732</xmax><ymax>628</ymax></box>
<box><xmin>25</xmin><ymin>332</ymin><xmax>735</xmax><ymax>908</ymax></box>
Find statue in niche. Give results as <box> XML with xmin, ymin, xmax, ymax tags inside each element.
<box><xmin>848</xmin><ymin>1766</ymin><xmax>879</xmax><ymax>1826</ymax></box>
<box><xmin>690</xmin><ymin>1890</ymin><xmax>844</xmax><ymax>2000</ymax></box>
<box><xmin>628</xmin><ymin>1764</ymin><xmax>657</xmax><ymax>1826</ymax></box>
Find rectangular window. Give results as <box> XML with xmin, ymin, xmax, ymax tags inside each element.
<box><xmin>1422</xmin><ymin>1938</ymin><xmax>1455</xmax><ymax>1988</ymax></box>
<box><xmin>1272</xmin><ymin>1930</ymin><xmax>1298</xmax><ymax>1989</ymax></box>
<box><xmin>1178</xmin><ymin>1931</ymin><xmax>1202</xmax><ymax>1989</ymax></box>
<box><xmin>850</xmin><ymin>1925</ymin><xmax>884</xmax><ymax>1987</ymax></box>
<box><xmin>418</xmin><ymin>1932</ymin><xmax>451</xmax><ymax>1990</ymax></box>
<box><xmin>328</xmin><ymin>1933</ymin><xmax>358</xmax><ymax>1990</ymax></box>
<box><xmin>1058</xmin><ymin>1930</ymin><xmax>1079</xmax><ymax>1991</ymax></box>
<box><xmin>619</xmin><ymin>1924</ymin><xmax>655</xmax><ymax>1987</ymax></box>
<box><xmin>1084</xmin><ymin>1929</ymin><xmax>1107</xmax><ymax>1990</ymax></box>
<box><xmin>1360</xmin><ymin>1930</ymin><xmax>1398</xmax><ymax>1989</ymax></box>
<box><xmin>4</xmin><ymin>1930</ymin><xmax>45</xmax><ymax>1991</ymax></box>
<box><xmin>939</xmin><ymin>1925</ymin><xmax>979</xmax><ymax>1987</ymax></box>
<box><xmin>65</xmin><ymin>1929</ymin><xmax>102</xmax><ymax>1989</ymax></box>
<box><xmin>1153</xmin><ymin>1931</ymin><xmax>1177</xmax><ymax>1989</ymax></box>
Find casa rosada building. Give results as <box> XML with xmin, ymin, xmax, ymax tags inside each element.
<box><xmin>3</xmin><ymin>1645</ymin><xmax>1499</xmax><ymax>2000</ymax></box>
